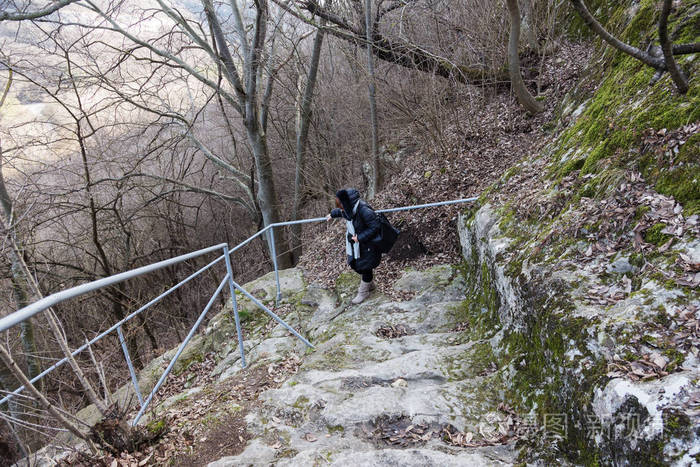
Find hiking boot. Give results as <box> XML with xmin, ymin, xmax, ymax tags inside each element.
<box><xmin>352</xmin><ymin>280</ymin><xmax>372</xmax><ymax>304</ymax></box>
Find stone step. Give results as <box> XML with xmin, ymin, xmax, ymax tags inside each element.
<box><xmin>207</xmin><ymin>266</ymin><xmax>516</xmax><ymax>466</ymax></box>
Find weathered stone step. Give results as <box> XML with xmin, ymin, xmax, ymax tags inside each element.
<box><xmin>207</xmin><ymin>266</ymin><xmax>516</xmax><ymax>466</ymax></box>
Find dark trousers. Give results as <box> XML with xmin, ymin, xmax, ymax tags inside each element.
<box><xmin>357</xmin><ymin>269</ymin><xmax>373</xmax><ymax>283</ymax></box>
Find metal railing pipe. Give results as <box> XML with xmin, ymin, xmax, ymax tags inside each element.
<box><xmin>267</xmin><ymin>227</ymin><xmax>282</xmax><ymax>304</ymax></box>
<box><xmin>223</xmin><ymin>245</ymin><xmax>246</xmax><ymax>368</ymax></box>
<box><xmin>230</xmin><ymin>278</ymin><xmax>314</xmax><ymax>349</ymax></box>
<box><xmin>0</xmin><ymin>243</ymin><xmax>228</xmax><ymax>333</ymax></box>
<box><xmin>264</xmin><ymin>198</ymin><xmax>478</xmax><ymax>298</ymax></box>
<box><xmin>265</xmin><ymin>198</ymin><xmax>478</xmax><ymax>229</ymax></box>
<box><xmin>269</xmin><ymin>216</ymin><xmax>327</xmax><ymax>227</ymax></box>
<box><xmin>227</xmin><ymin>226</ymin><xmax>271</xmax><ymax>255</ymax></box>
<box><xmin>118</xmin><ymin>326</ymin><xmax>144</xmax><ymax>408</ymax></box>
<box><xmin>132</xmin><ymin>273</ymin><xmax>230</xmax><ymax>426</ymax></box>
<box><xmin>375</xmin><ymin>197</ymin><xmax>478</xmax><ymax>214</ymax></box>
<box><xmin>0</xmin><ymin>254</ymin><xmax>226</xmax><ymax>407</ymax></box>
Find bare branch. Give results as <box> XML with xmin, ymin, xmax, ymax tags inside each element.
<box><xmin>79</xmin><ymin>0</ymin><xmax>243</xmax><ymax>114</ymax></box>
<box><xmin>93</xmin><ymin>172</ymin><xmax>257</xmax><ymax>216</ymax></box>
<box><xmin>0</xmin><ymin>0</ymin><xmax>80</xmax><ymax>21</ymax></box>
<box><xmin>0</xmin><ymin>68</ymin><xmax>11</xmax><ymax>108</ymax></box>
<box><xmin>273</xmin><ymin>0</ymin><xmax>506</xmax><ymax>85</ymax></box>
<box><xmin>201</xmin><ymin>0</ymin><xmax>248</xmax><ymax>107</ymax></box>
<box><xmin>0</xmin><ymin>343</ymin><xmax>87</xmax><ymax>442</ymax></box>
<box><xmin>673</xmin><ymin>42</ymin><xmax>700</xmax><ymax>55</ymax></box>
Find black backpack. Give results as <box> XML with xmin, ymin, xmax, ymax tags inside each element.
<box><xmin>373</xmin><ymin>212</ymin><xmax>400</xmax><ymax>254</ymax></box>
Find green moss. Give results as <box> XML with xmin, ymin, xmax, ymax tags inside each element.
<box><xmin>292</xmin><ymin>395</ymin><xmax>309</xmax><ymax>409</ymax></box>
<box><xmin>551</xmin><ymin>3</ymin><xmax>698</xmax><ymax>214</ymax></box>
<box><xmin>497</xmin><ymin>274</ymin><xmax>608</xmax><ymax>462</ymax></box>
<box><xmin>335</xmin><ymin>271</ymin><xmax>360</xmax><ymax>299</ymax></box>
<box><xmin>619</xmin><ymin>0</ymin><xmax>657</xmax><ymax>44</ymax></box>
<box><xmin>327</xmin><ymin>424</ymin><xmax>345</xmax><ymax>434</ymax></box>
<box><xmin>446</xmin><ymin>340</ymin><xmax>496</xmax><ymax>381</ymax></box>
<box><xmin>559</xmin><ymin>157</ymin><xmax>586</xmax><ymax>177</ymax></box>
<box><xmin>644</xmin><ymin>223</ymin><xmax>672</xmax><ymax>246</ymax></box>
<box><xmin>656</xmin><ymin>166</ymin><xmax>700</xmax><ymax>216</ymax></box>
<box><xmin>634</xmin><ymin>205</ymin><xmax>651</xmax><ymax>220</ymax></box>
<box><xmin>147</xmin><ymin>418</ymin><xmax>167</xmax><ymax>435</ymax></box>
<box><xmin>173</xmin><ymin>353</ymin><xmax>204</xmax><ymax>376</ymax></box>
<box><xmin>237</xmin><ymin>310</ymin><xmax>253</xmax><ymax>323</ymax></box>
<box><xmin>566</xmin><ymin>0</ymin><xmax>622</xmax><ymax>39</ymax></box>
<box><xmin>662</xmin><ymin>348</ymin><xmax>685</xmax><ymax>372</ymax></box>
<box><xmin>503</xmin><ymin>165</ymin><xmax>522</xmax><ymax>181</ymax></box>
<box><xmin>456</xmin><ymin>255</ymin><xmax>501</xmax><ymax>338</ymax></box>
<box><xmin>662</xmin><ymin>408</ymin><xmax>692</xmax><ymax>439</ymax></box>
<box><xmin>462</xmin><ymin>205</ymin><xmax>478</xmax><ymax>224</ymax></box>
<box><xmin>676</xmin><ymin>133</ymin><xmax>700</xmax><ymax>164</ymax></box>
<box><xmin>305</xmin><ymin>346</ymin><xmax>351</xmax><ymax>371</ymax></box>
<box><xmin>277</xmin><ymin>448</ymin><xmax>299</xmax><ymax>459</ymax></box>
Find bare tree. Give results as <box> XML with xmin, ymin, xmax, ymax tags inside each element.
<box><xmin>0</xmin><ymin>71</ymin><xmax>42</xmax><ymax>384</ymax></box>
<box><xmin>0</xmin><ymin>0</ymin><xmax>80</xmax><ymax>21</ymax></box>
<box><xmin>364</xmin><ymin>0</ymin><xmax>382</xmax><ymax>198</ymax></box>
<box><xmin>274</xmin><ymin>0</ymin><xmax>509</xmax><ymax>86</ymax></box>
<box><xmin>290</xmin><ymin>20</ymin><xmax>326</xmax><ymax>261</ymax></box>
<box><xmin>73</xmin><ymin>0</ymin><xmax>295</xmax><ymax>267</ymax></box>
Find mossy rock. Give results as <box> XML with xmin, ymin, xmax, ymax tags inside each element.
<box><xmin>552</xmin><ymin>0</ymin><xmax>699</xmax><ymax>215</ymax></box>
<box><xmin>644</xmin><ymin>223</ymin><xmax>672</xmax><ymax>246</ymax></box>
<box><xmin>334</xmin><ymin>271</ymin><xmax>360</xmax><ymax>300</ymax></box>
<box><xmin>393</xmin><ymin>265</ymin><xmax>455</xmax><ymax>293</ymax></box>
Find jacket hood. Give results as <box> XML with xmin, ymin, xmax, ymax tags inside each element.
<box><xmin>336</xmin><ymin>188</ymin><xmax>361</xmax><ymax>217</ymax></box>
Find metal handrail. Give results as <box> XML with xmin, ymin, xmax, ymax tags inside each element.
<box><xmin>0</xmin><ymin>243</ymin><xmax>314</xmax><ymax>426</ymax></box>
<box><xmin>0</xmin><ymin>252</ymin><xmax>227</xmax><ymax>408</ymax></box>
<box><xmin>0</xmin><ymin>196</ymin><xmax>477</xmax><ymax>426</ymax></box>
<box><xmin>0</xmin><ymin>244</ymin><xmax>229</xmax><ymax>333</ymax></box>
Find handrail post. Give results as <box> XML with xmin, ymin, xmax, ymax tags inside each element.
<box><xmin>230</xmin><ymin>278</ymin><xmax>314</xmax><ymax>349</ymax></box>
<box><xmin>132</xmin><ymin>276</ymin><xmax>229</xmax><ymax>426</ymax></box>
<box><xmin>267</xmin><ymin>227</ymin><xmax>282</xmax><ymax>305</ymax></box>
<box><xmin>223</xmin><ymin>245</ymin><xmax>246</xmax><ymax>368</ymax></box>
<box><xmin>117</xmin><ymin>325</ymin><xmax>144</xmax><ymax>409</ymax></box>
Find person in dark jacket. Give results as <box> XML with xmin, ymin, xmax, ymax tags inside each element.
<box><xmin>326</xmin><ymin>188</ymin><xmax>382</xmax><ymax>304</ymax></box>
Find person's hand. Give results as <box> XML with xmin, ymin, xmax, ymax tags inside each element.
<box><xmin>325</xmin><ymin>213</ymin><xmax>331</xmax><ymax>222</ymax></box>
<box><xmin>352</xmin><ymin>235</ymin><xmax>358</xmax><ymax>243</ymax></box>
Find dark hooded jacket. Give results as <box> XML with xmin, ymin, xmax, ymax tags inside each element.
<box><xmin>330</xmin><ymin>188</ymin><xmax>382</xmax><ymax>271</ymax></box>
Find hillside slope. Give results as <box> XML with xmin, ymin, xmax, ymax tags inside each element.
<box><xmin>454</xmin><ymin>0</ymin><xmax>699</xmax><ymax>464</ymax></box>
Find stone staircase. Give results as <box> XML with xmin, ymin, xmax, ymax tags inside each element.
<box><xmin>206</xmin><ymin>265</ymin><xmax>518</xmax><ymax>466</ymax></box>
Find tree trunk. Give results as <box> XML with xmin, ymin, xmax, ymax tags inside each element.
<box><xmin>520</xmin><ymin>0</ymin><xmax>539</xmax><ymax>52</ymax></box>
<box><xmin>246</xmin><ymin>122</ymin><xmax>294</xmax><ymax>269</ymax></box>
<box><xmin>506</xmin><ymin>0</ymin><xmax>544</xmax><ymax>113</ymax></box>
<box><xmin>206</xmin><ymin>0</ymin><xmax>293</xmax><ymax>268</ymax></box>
<box><xmin>364</xmin><ymin>0</ymin><xmax>381</xmax><ymax>199</ymax></box>
<box><xmin>659</xmin><ymin>0</ymin><xmax>688</xmax><ymax>94</ymax></box>
<box><xmin>0</xmin><ymin>361</ymin><xmax>27</xmax><ymax>454</ymax></box>
<box><xmin>1</xmin><ymin>138</ymin><xmax>42</xmax><ymax>383</ymax></box>
<box><xmin>291</xmin><ymin>21</ymin><xmax>326</xmax><ymax>262</ymax></box>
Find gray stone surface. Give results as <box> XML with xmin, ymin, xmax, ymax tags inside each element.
<box><xmin>207</xmin><ymin>266</ymin><xmax>516</xmax><ymax>466</ymax></box>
